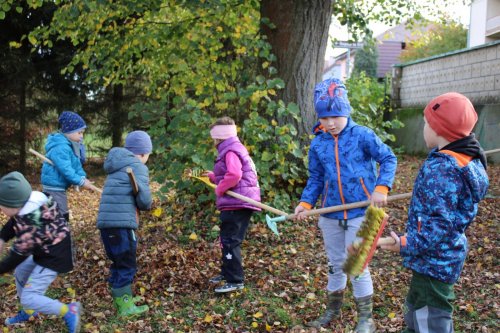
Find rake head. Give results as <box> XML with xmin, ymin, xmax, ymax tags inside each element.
<box><xmin>185</xmin><ymin>168</ymin><xmax>216</xmax><ymax>189</ymax></box>
<box><xmin>265</xmin><ymin>214</ymin><xmax>287</xmax><ymax>236</ymax></box>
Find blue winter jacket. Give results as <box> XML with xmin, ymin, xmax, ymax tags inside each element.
<box><xmin>300</xmin><ymin>118</ymin><xmax>397</xmax><ymax>220</ymax></box>
<box><xmin>400</xmin><ymin>149</ymin><xmax>489</xmax><ymax>284</ymax></box>
<box><xmin>41</xmin><ymin>133</ymin><xmax>86</xmax><ymax>191</ymax></box>
<box><xmin>97</xmin><ymin>147</ymin><xmax>152</xmax><ymax>230</ymax></box>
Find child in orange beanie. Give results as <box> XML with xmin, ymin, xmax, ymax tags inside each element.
<box><xmin>380</xmin><ymin>92</ymin><xmax>489</xmax><ymax>332</ymax></box>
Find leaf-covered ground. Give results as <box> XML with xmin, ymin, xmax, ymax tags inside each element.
<box><xmin>0</xmin><ymin>155</ymin><xmax>498</xmax><ymax>333</ymax></box>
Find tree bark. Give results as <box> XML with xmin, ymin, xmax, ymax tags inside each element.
<box><xmin>111</xmin><ymin>84</ymin><xmax>125</xmax><ymax>147</ymax></box>
<box><xmin>260</xmin><ymin>0</ymin><xmax>333</xmax><ymax>137</ymax></box>
<box><xmin>19</xmin><ymin>84</ymin><xmax>27</xmax><ymax>173</ymax></box>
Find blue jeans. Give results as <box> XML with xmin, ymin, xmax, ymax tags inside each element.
<box><xmin>100</xmin><ymin>228</ymin><xmax>137</xmax><ymax>289</ymax></box>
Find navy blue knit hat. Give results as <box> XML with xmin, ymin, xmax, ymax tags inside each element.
<box><xmin>314</xmin><ymin>78</ymin><xmax>351</xmax><ymax>118</ymax></box>
<box><xmin>58</xmin><ymin>111</ymin><xmax>87</xmax><ymax>134</ymax></box>
<box><xmin>125</xmin><ymin>131</ymin><xmax>152</xmax><ymax>155</ymax></box>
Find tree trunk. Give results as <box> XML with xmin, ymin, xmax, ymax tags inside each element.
<box><xmin>111</xmin><ymin>84</ymin><xmax>125</xmax><ymax>147</ymax></box>
<box><xmin>19</xmin><ymin>83</ymin><xmax>27</xmax><ymax>173</ymax></box>
<box><xmin>260</xmin><ymin>0</ymin><xmax>333</xmax><ymax>137</ymax></box>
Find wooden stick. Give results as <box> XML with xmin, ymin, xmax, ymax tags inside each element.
<box><xmin>285</xmin><ymin>192</ymin><xmax>413</xmax><ymax>220</ymax></box>
<box><xmin>225</xmin><ymin>189</ymin><xmax>288</xmax><ymax>216</ymax></box>
<box><xmin>377</xmin><ymin>236</ymin><xmax>397</xmax><ymax>246</ymax></box>
<box><xmin>29</xmin><ymin>148</ymin><xmax>102</xmax><ymax>194</ymax></box>
<box><xmin>485</xmin><ymin>148</ymin><xmax>500</xmax><ymax>155</ymax></box>
<box><xmin>192</xmin><ymin>175</ymin><xmax>288</xmax><ymax>216</ymax></box>
<box><xmin>29</xmin><ymin>148</ymin><xmax>54</xmax><ymax>165</ymax></box>
<box><xmin>126</xmin><ymin>168</ymin><xmax>139</xmax><ymax>195</ymax></box>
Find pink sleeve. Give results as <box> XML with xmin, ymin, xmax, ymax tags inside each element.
<box><xmin>215</xmin><ymin>152</ymin><xmax>242</xmax><ymax>196</ymax></box>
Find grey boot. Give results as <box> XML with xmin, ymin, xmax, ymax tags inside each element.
<box><xmin>305</xmin><ymin>290</ymin><xmax>344</xmax><ymax>328</ymax></box>
<box><xmin>354</xmin><ymin>295</ymin><xmax>376</xmax><ymax>333</ymax></box>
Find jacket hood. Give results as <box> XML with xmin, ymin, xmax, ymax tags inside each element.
<box><xmin>45</xmin><ymin>133</ymin><xmax>71</xmax><ymax>151</ymax></box>
<box><xmin>432</xmin><ymin>149</ymin><xmax>489</xmax><ymax>203</ymax></box>
<box><xmin>104</xmin><ymin>147</ymin><xmax>142</xmax><ymax>174</ymax></box>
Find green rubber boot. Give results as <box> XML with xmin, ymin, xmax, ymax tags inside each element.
<box><xmin>354</xmin><ymin>295</ymin><xmax>376</xmax><ymax>333</ymax></box>
<box><xmin>112</xmin><ymin>285</ymin><xmax>149</xmax><ymax>317</ymax></box>
<box><xmin>305</xmin><ymin>290</ymin><xmax>344</xmax><ymax>328</ymax></box>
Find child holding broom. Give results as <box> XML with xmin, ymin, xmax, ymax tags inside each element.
<box><xmin>41</xmin><ymin>111</ymin><xmax>98</xmax><ymax>222</ymax></box>
<box><xmin>203</xmin><ymin>116</ymin><xmax>261</xmax><ymax>293</ymax></box>
<box><xmin>379</xmin><ymin>92</ymin><xmax>489</xmax><ymax>333</ymax></box>
<box><xmin>294</xmin><ymin>78</ymin><xmax>397</xmax><ymax>332</ymax></box>
<box><xmin>97</xmin><ymin>130</ymin><xmax>152</xmax><ymax>317</ymax></box>
<box><xmin>0</xmin><ymin>172</ymin><xmax>81</xmax><ymax>332</ymax></box>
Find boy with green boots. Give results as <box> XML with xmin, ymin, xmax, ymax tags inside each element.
<box><xmin>97</xmin><ymin>131</ymin><xmax>153</xmax><ymax>316</ymax></box>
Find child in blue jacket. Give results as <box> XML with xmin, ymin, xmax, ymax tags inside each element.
<box><xmin>294</xmin><ymin>78</ymin><xmax>397</xmax><ymax>332</ymax></box>
<box><xmin>97</xmin><ymin>131</ymin><xmax>152</xmax><ymax>317</ymax></box>
<box><xmin>380</xmin><ymin>92</ymin><xmax>489</xmax><ymax>333</ymax></box>
<box><xmin>41</xmin><ymin>111</ymin><xmax>98</xmax><ymax>222</ymax></box>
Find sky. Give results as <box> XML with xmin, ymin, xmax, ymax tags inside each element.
<box><xmin>325</xmin><ymin>1</ymin><xmax>472</xmax><ymax>59</ymax></box>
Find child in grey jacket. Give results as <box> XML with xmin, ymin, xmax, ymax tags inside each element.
<box><xmin>96</xmin><ymin>131</ymin><xmax>152</xmax><ymax>317</ymax></box>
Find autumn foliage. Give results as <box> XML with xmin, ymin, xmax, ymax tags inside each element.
<box><xmin>0</xmin><ymin>155</ymin><xmax>498</xmax><ymax>332</ymax></box>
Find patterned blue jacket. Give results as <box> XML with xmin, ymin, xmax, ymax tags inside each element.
<box><xmin>400</xmin><ymin>149</ymin><xmax>489</xmax><ymax>283</ymax></box>
<box><xmin>300</xmin><ymin>118</ymin><xmax>397</xmax><ymax>220</ymax></box>
<box><xmin>41</xmin><ymin>133</ymin><xmax>86</xmax><ymax>191</ymax></box>
<box><xmin>97</xmin><ymin>147</ymin><xmax>152</xmax><ymax>230</ymax></box>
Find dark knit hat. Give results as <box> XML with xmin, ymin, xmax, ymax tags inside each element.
<box><xmin>0</xmin><ymin>171</ymin><xmax>32</xmax><ymax>208</ymax></box>
<box><xmin>424</xmin><ymin>92</ymin><xmax>478</xmax><ymax>142</ymax></box>
<box><xmin>59</xmin><ymin>111</ymin><xmax>87</xmax><ymax>134</ymax></box>
<box><xmin>314</xmin><ymin>78</ymin><xmax>351</xmax><ymax>118</ymax></box>
<box><xmin>125</xmin><ymin>131</ymin><xmax>153</xmax><ymax>155</ymax></box>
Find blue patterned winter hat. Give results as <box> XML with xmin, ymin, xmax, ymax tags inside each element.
<box><xmin>314</xmin><ymin>78</ymin><xmax>351</xmax><ymax>118</ymax></box>
<box><xmin>58</xmin><ymin>111</ymin><xmax>87</xmax><ymax>134</ymax></box>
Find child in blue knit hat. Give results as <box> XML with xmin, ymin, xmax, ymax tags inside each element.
<box><xmin>97</xmin><ymin>130</ymin><xmax>152</xmax><ymax>317</ymax></box>
<box><xmin>41</xmin><ymin>111</ymin><xmax>99</xmax><ymax>222</ymax></box>
<box><xmin>294</xmin><ymin>78</ymin><xmax>398</xmax><ymax>332</ymax></box>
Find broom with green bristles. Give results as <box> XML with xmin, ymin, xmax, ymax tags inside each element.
<box><xmin>342</xmin><ymin>205</ymin><xmax>397</xmax><ymax>276</ymax></box>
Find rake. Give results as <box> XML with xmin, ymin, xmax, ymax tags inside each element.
<box><xmin>188</xmin><ymin>169</ymin><xmax>288</xmax><ymax>217</ymax></box>
<box><xmin>29</xmin><ymin>148</ymin><xmax>102</xmax><ymax>193</ymax></box>
<box><xmin>265</xmin><ymin>192</ymin><xmax>412</xmax><ymax>236</ymax></box>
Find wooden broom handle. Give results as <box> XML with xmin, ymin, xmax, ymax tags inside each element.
<box><xmin>126</xmin><ymin>168</ymin><xmax>139</xmax><ymax>195</ymax></box>
<box><xmin>377</xmin><ymin>236</ymin><xmax>397</xmax><ymax>246</ymax></box>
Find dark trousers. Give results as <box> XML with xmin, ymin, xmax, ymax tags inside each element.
<box><xmin>219</xmin><ymin>209</ymin><xmax>253</xmax><ymax>283</ymax></box>
<box><xmin>100</xmin><ymin>228</ymin><xmax>137</xmax><ymax>289</ymax></box>
<box><xmin>402</xmin><ymin>271</ymin><xmax>455</xmax><ymax>333</ymax></box>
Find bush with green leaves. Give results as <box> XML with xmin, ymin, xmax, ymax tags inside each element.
<box><xmin>346</xmin><ymin>72</ymin><xmax>403</xmax><ymax>143</ymax></box>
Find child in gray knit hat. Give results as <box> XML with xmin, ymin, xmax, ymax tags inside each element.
<box><xmin>0</xmin><ymin>172</ymin><xmax>81</xmax><ymax>332</ymax></box>
<box><xmin>96</xmin><ymin>130</ymin><xmax>152</xmax><ymax>317</ymax></box>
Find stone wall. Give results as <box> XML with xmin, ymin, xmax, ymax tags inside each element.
<box><xmin>391</xmin><ymin>41</ymin><xmax>500</xmax><ymax>163</ymax></box>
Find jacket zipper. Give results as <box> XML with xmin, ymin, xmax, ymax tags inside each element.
<box><xmin>333</xmin><ymin>135</ymin><xmax>347</xmax><ymax>219</ymax></box>
<box><xmin>359</xmin><ymin>177</ymin><xmax>371</xmax><ymax>199</ymax></box>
